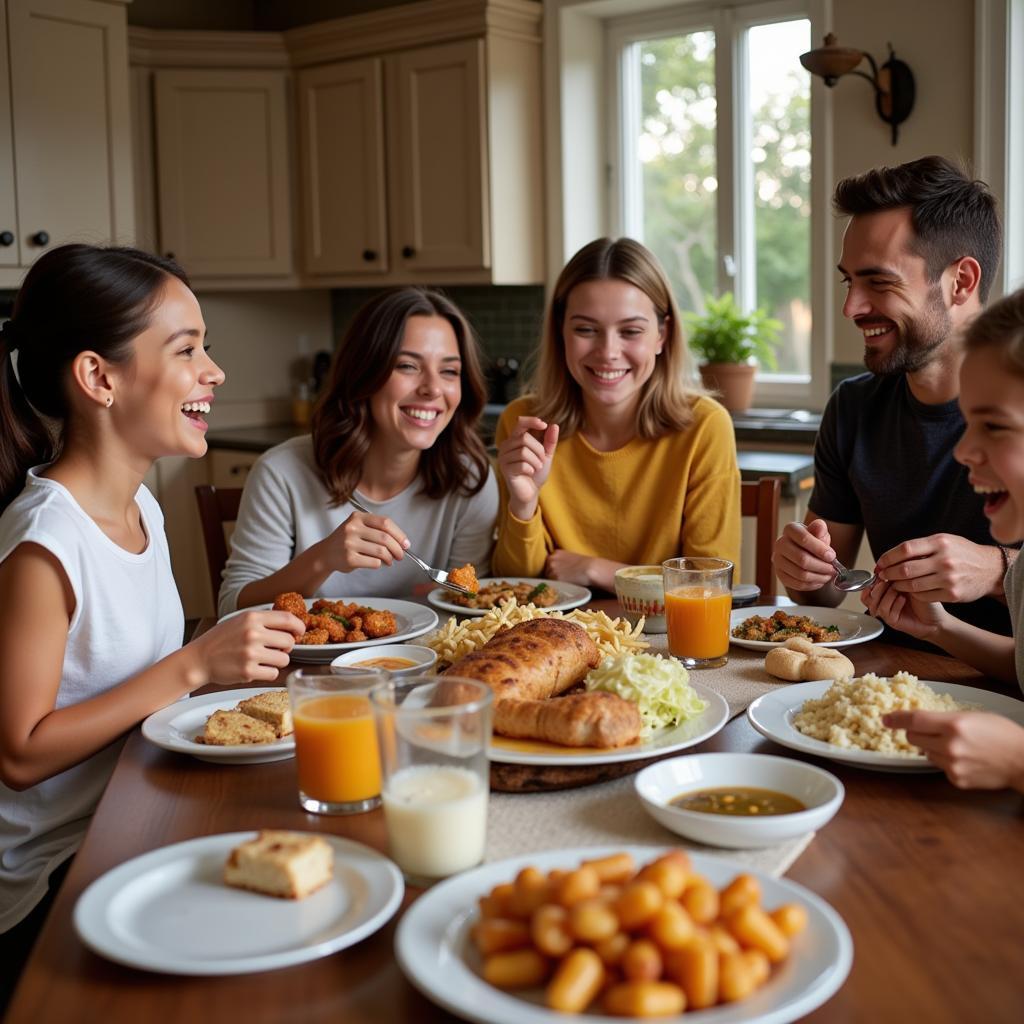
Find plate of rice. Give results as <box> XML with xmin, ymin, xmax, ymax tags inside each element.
<box><xmin>746</xmin><ymin>673</ymin><xmax>1024</xmax><ymax>772</ymax></box>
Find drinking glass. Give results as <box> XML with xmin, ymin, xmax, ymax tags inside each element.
<box><xmin>662</xmin><ymin>557</ymin><xmax>734</xmax><ymax>668</ymax></box>
<box><xmin>370</xmin><ymin>676</ymin><xmax>492</xmax><ymax>887</ymax></box>
<box><xmin>287</xmin><ymin>667</ymin><xmax>385</xmax><ymax>815</ymax></box>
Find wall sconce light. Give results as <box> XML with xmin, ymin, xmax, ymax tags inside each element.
<box><xmin>799</xmin><ymin>33</ymin><xmax>915</xmax><ymax>145</ymax></box>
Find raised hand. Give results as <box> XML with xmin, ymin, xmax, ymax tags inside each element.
<box><xmin>496</xmin><ymin>416</ymin><xmax>559</xmax><ymax>521</ymax></box>
<box><xmin>859</xmin><ymin>578</ymin><xmax>950</xmax><ymax>640</ymax></box>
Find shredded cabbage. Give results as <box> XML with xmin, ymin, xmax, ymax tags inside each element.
<box><xmin>584</xmin><ymin>653</ymin><xmax>707</xmax><ymax>736</ymax></box>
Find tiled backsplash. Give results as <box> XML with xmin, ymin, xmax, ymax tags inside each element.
<box><xmin>331</xmin><ymin>284</ymin><xmax>546</xmax><ymax>403</ymax></box>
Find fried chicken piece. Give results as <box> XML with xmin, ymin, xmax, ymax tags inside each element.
<box><xmin>306</xmin><ymin>614</ymin><xmax>347</xmax><ymax>643</ymax></box>
<box><xmin>273</xmin><ymin>592</ymin><xmax>308</xmax><ymax>618</ymax></box>
<box><xmin>344</xmin><ymin>630</ymin><xmax>367</xmax><ymax>643</ymax></box>
<box><xmin>296</xmin><ymin>627</ymin><xmax>329</xmax><ymax>645</ymax></box>
<box><xmin>359</xmin><ymin>610</ymin><xmax>397</xmax><ymax>639</ymax></box>
<box><xmin>310</xmin><ymin>599</ymin><xmax>336</xmax><ymax>615</ymax></box>
<box><xmin>448</xmin><ymin>563</ymin><xmax>479</xmax><ymax>596</ymax></box>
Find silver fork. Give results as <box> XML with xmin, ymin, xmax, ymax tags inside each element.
<box><xmin>346</xmin><ymin>494</ymin><xmax>476</xmax><ymax>597</ymax></box>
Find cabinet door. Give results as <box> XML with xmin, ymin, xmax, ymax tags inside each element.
<box><xmin>298</xmin><ymin>58</ymin><xmax>388</xmax><ymax>276</ymax></box>
<box><xmin>389</xmin><ymin>40</ymin><xmax>490</xmax><ymax>272</ymax></box>
<box><xmin>7</xmin><ymin>0</ymin><xmax>133</xmax><ymax>263</ymax></box>
<box><xmin>155</xmin><ymin>69</ymin><xmax>293</xmax><ymax>277</ymax></box>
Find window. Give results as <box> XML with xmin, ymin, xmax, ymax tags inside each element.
<box><xmin>610</xmin><ymin>1</ymin><xmax>825</xmax><ymax>401</ymax></box>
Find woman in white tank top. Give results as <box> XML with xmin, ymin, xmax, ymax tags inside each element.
<box><xmin>0</xmin><ymin>245</ymin><xmax>305</xmax><ymax>1000</ymax></box>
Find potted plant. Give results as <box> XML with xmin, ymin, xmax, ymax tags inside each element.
<box><xmin>684</xmin><ymin>293</ymin><xmax>781</xmax><ymax>412</ymax></box>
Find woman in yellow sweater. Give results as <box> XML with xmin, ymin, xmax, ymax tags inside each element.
<box><xmin>493</xmin><ymin>237</ymin><xmax>740</xmax><ymax>591</ymax></box>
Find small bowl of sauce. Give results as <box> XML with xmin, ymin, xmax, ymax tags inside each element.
<box><xmin>635</xmin><ymin>753</ymin><xmax>844</xmax><ymax>848</ymax></box>
<box><xmin>332</xmin><ymin>643</ymin><xmax>437</xmax><ymax>677</ymax></box>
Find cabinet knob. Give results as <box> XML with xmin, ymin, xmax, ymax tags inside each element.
<box><xmin>165</xmin><ymin>252</ymin><xmax>175</xmax><ymax>260</ymax></box>
<box><xmin>30</xmin><ymin>231</ymin><xmax>50</xmax><ymax>247</ymax></box>
<box><xmin>402</xmin><ymin>245</ymin><xmax>416</xmax><ymax>259</ymax></box>
<box><xmin>229</xmin><ymin>464</ymin><xmax>250</xmax><ymax>477</ymax></box>
<box><xmin>0</xmin><ymin>231</ymin><xmax>13</xmax><ymax>247</ymax></box>
<box><xmin>362</xmin><ymin>249</ymin><xmax>377</xmax><ymax>262</ymax></box>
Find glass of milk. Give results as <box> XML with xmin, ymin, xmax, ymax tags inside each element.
<box><xmin>369</xmin><ymin>676</ymin><xmax>492</xmax><ymax>887</ymax></box>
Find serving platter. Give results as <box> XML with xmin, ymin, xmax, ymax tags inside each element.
<box><xmin>75</xmin><ymin>833</ymin><xmax>403</xmax><ymax>975</ymax></box>
<box><xmin>396</xmin><ymin>845</ymin><xmax>853</xmax><ymax>1024</ymax></box>
<box><xmin>427</xmin><ymin>578</ymin><xmax>591</xmax><ymax>617</ymax></box>
<box><xmin>730</xmin><ymin>605</ymin><xmax>883</xmax><ymax>651</ymax></box>
<box><xmin>141</xmin><ymin>687</ymin><xmax>294</xmax><ymax>764</ymax></box>
<box><xmin>218</xmin><ymin>597</ymin><xmax>438</xmax><ymax>663</ymax></box>
<box><xmin>747</xmin><ymin>679</ymin><xmax>1024</xmax><ymax>772</ymax></box>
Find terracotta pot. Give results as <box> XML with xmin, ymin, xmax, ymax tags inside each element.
<box><xmin>699</xmin><ymin>362</ymin><xmax>756</xmax><ymax>412</ymax></box>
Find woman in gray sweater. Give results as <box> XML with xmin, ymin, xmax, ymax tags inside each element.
<box><xmin>219</xmin><ymin>288</ymin><xmax>498</xmax><ymax>614</ymax></box>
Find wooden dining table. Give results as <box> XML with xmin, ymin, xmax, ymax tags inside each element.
<box><xmin>6</xmin><ymin>602</ymin><xmax>1024</xmax><ymax>1024</ymax></box>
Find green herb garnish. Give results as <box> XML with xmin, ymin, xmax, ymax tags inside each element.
<box><xmin>329</xmin><ymin>613</ymin><xmax>352</xmax><ymax>629</ymax></box>
<box><xmin>527</xmin><ymin>582</ymin><xmax>549</xmax><ymax>601</ymax></box>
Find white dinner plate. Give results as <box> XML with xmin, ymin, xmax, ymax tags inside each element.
<box><xmin>75</xmin><ymin>832</ymin><xmax>403</xmax><ymax>976</ymax></box>
<box><xmin>219</xmin><ymin>597</ymin><xmax>438</xmax><ymax>663</ymax></box>
<box><xmin>747</xmin><ymin>679</ymin><xmax>1024</xmax><ymax>773</ymax></box>
<box><xmin>395</xmin><ymin>845</ymin><xmax>853</xmax><ymax>1024</ymax></box>
<box><xmin>426</xmin><ymin>578</ymin><xmax>592</xmax><ymax>617</ymax></box>
<box><xmin>487</xmin><ymin>682</ymin><xmax>729</xmax><ymax>766</ymax></box>
<box><xmin>730</xmin><ymin>605</ymin><xmax>883</xmax><ymax>651</ymax></box>
<box><xmin>141</xmin><ymin>687</ymin><xmax>295</xmax><ymax>764</ymax></box>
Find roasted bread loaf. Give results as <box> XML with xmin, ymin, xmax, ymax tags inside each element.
<box><xmin>443</xmin><ymin>618</ymin><xmax>600</xmax><ymax>703</ymax></box>
<box><xmin>764</xmin><ymin>636</ymin><xmax>855</xmax><ymax>682</ymax></box>
<box><xmin>493</xmin><ymin>691</ymin><xmax>641</xmax><ymax>748</ymax></box>
<box><xmin>224</xmin><ymin>830</ymin><xmax>334</xmax><ymax>899</ymax></box>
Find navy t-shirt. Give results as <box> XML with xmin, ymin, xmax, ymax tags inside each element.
<box><xmin>809</xmin><ymin>372</ymin><xmax>1012</xmax><ymax>638</ymax></box>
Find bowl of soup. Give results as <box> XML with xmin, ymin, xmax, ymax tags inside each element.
<box><xmin>635</xmin><ymin>753</ymin><xmax>844</xmax><ymax>848</ymax></box>
<box><xmin>614</xmin><ymin>565</ymin><xmax>667</xmax><ymax>633</ymax></box>
<box><xmin>331</xmin><ymin>643</ymin><xmax>437</xmax><ymax>677</ymax></box>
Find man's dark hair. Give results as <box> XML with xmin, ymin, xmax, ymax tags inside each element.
<box><xmin>833</xmin><ymin>156</ymin><xmax>1002</xmax><ymax>302</ymax></box>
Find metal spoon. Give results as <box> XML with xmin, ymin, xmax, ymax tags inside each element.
<box><xmin>830</xmin><ymin>557</ymin><xmax>876</xmax><ymax>593</ymax></box>
<box><xmin>346</xmin><ymin>495</ymin><xmax>476</xmax><ymax>597</ymax></box>
<box><xmin>794</xmin><ymin>522</ymin><xmax>876</xmax><ymax>592</ymax></box>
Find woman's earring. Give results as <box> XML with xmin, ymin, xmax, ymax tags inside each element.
<box><xmin>105</xmin><ymin>396</ymin><xmax>113</xmax><ymax>408</ymax></box>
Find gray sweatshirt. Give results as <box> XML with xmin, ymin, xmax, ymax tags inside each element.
<box><xmin>218</xmin><ymin>435</ymin><xmax>498</xmax><ymax>616</ymax></box>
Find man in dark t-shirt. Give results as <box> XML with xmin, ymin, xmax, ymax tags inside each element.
<box><xmin>773</xmin><ymin>157</ymin><xmax>1016</xmax><ymax>642</ymax></box>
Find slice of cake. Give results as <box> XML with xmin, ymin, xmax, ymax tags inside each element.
<box><xmin>201</xmin><ymin>709</ymin><xmax>277</xmax><ymax>746</ymax></box>
<box><xmin>236</xmin><ymin>691</ymin><xmax>293</xmax><ymax>737</ymax></box>
<box><xmin>224</xmin><ymin>830</ymin><xmax>334</xmax><ymax>899</ymax></box>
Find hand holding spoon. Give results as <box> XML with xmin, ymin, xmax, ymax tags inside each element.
<box><xmin>793</xmin><ymin>522</ymin><xmax>876</xmax><ymax>592</ymax></box>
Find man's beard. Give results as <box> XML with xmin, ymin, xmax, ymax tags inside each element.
<box><xmin>864</xmin><ymin>285</ymin><xmax>952</xmax><ymax>376</ymax></box>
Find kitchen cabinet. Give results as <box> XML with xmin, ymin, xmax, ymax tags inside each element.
<box><xmin>154</xmin><ymin>69</ymin><xmax>294</xmax><ymax>278</ymax></box>
<box><xmin>294</xmin><ymin>2</ymin><xmax>543</xmax><ymax>285</ymax></box>
<box><xmin>208</xmin><ymin>449</ymin><xmax>260</xmax><ymax>489</ymax></box>
<box><xmin>0</xmin><ymin>0</ymin><xmax>133</xmax><ymax>285</ymax></box>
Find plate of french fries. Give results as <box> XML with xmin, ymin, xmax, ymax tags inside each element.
<box><xmin>396</xmin><ymin>846</ymin><xmax>852</xmax><ymax>1024</ymax></box>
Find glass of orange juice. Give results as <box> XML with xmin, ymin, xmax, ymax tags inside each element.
<box><xmin>662</xmin><ymin>557</ymin><xmax>734</xmax><ymax>669</ymax></box>
<box><xmin>288</xmin><ymin>668</ymin><xmax>386</xmax><ymax>815</ymax></box>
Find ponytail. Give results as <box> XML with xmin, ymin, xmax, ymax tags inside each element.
<box><xmin>0</xmin><ymin>244</ymin><xmax>188</xmax><ymax>513</ymax></box>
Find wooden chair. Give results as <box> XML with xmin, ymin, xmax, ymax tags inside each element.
<box><xmin>741</xmin><ymin>477</ymin><xmax>781</xmax><ymax>597</ymax></box>
<box><xmin>195</xmin><ymin>485</ymin><xmax>243</xmax><ymax>608</ymax></box>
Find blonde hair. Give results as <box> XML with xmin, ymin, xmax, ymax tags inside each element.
<box><xmin>964</xmin><ymin>286</ymin><xmax>1024</xmax><ymax>377</ymax></box>
<box><xmin>524</xmin><ymin>237</ymin><xmax>704</xmax><ymax>438</ymax></box>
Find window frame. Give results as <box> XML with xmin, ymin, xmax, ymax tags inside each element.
<box><xmin>606</xmin><ymin>0</ymin><xmax>832</xmax><ymax>407</ymax></box>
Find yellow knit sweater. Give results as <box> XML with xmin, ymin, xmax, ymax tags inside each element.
<box><xmin>492</xmin><ymin>395</ymin><xmax>741</xmax><ymax>578</ymax></box>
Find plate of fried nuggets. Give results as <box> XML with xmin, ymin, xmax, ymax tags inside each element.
<box><xmin>141</xmin><ymin>688</ymin><xmax>296</xmax><ymax>764</ymax></box>
<box><xmin>218</xmin><ymin>595</ymin><xmax>439</xmax><ymax>663</ymax></box>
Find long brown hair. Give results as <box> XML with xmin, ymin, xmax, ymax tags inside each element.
<box><xmin>524</xmin><ymin>237</ymin><xmax>704</xmax><ymax>439</ymax></box>
<box><xmin>0</xmin><ymin>244</ymin><xmax>188</xmax><ymax>513</ymax></box>
<box><xmin>311</xmin><ymin>287</ymin><xmax>490</xmax><ymax>505</ymax></box>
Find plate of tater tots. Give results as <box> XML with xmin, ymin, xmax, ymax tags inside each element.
<box><xmin>396</xmin><ymin>846</ymin><xmax>852</xmax><ymax>1024</ymax></box>
<box><xmin>217</xmin><ymin>594</ymin><xmax>438</xmax><ymax>663</ymax></box>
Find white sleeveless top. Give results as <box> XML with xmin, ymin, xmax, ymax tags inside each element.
<box><xmin>0</xmin><ymin>468</ymin><xmax>184</xmax><ymax>931</ymax></box>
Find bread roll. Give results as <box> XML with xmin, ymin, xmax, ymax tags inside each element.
<box><xmin>764</xmin><ymin>636</ymin><xmax>854</xmax><ymax>682</ymax></box>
